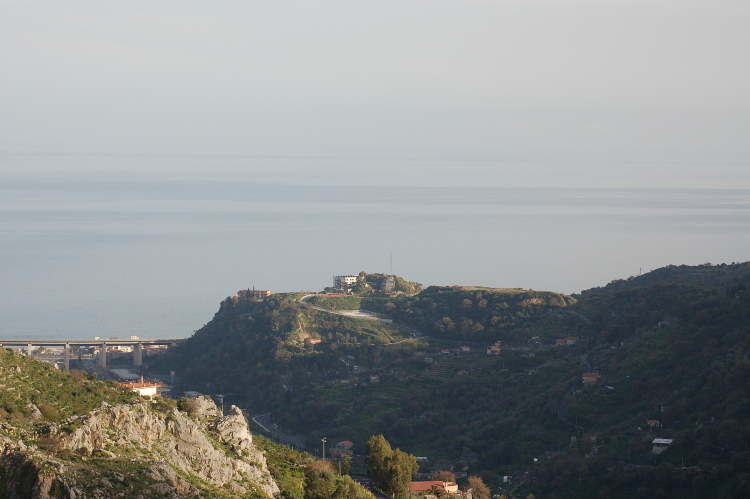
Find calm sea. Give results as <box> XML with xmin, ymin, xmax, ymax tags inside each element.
<box><xmin>1</xmin><ymin>154</ymin><xmax>748</xmax><ymax>339</ymax></box>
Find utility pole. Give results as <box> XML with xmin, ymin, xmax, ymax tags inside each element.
<box><xmin>322</xmin><ymin>437</ymin><xmax>327</xmax><ymax>460</ymax></box>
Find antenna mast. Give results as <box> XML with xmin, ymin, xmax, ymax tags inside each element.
<box><xmin>390</xmin><ymin>253</ymin><xmax>393</xmax><ymax>275</ymax></box>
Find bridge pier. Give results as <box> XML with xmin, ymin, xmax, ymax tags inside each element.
<box><xmin>134</xmin><ymin>343</ymin><xmax>143</xmax><ymax>366</ymax></box>
<box><xmin>64</xmin><ymin>343</ymin><xmax>70</xmax><ymax>372</ymax></box>
<box><xmin>99</xmin><ymin>342</ymin><xmax>107</xmax><ymax>368</ymax></box>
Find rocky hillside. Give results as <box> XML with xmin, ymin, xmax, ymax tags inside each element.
<box><xmin>1</xmin><ymin>394</ymin><xmax>279</xmax><ymax>499</ymax></box>
<box><xmin>0</xmin><ymin>347</ymin><xmax>282</xmax><ymax>499</ymax></box>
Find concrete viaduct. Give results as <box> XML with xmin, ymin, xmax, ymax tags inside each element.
<box><xmin>0</xmin><ymin>338</ymin><xmax>186</xmax><ymax>372</ymax></box>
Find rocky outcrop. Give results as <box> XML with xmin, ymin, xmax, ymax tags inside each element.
<box><xmin>65</xmin><ymin>401</ymin><xmax>167</xmax><ymax>452</ymax></box>
<box><xmin>57</xmin><ymin>397</ymin><xmax>280</xmax><ymax>498</ymax></box>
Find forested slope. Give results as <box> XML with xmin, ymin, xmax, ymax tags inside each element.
<box><xmin>157</xmin><ymin>263</ymin><xmax>750</xmax><ymax>498</ymax></box>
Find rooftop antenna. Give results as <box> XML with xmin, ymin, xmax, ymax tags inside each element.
<box><xmin>390</xmin><ymin>253</ymin><xmax>393</xmax><ymax>275</ymax></box>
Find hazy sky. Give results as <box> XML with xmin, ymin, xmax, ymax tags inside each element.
<box><xmin>2</xmin><ymin>0</ymin><xmax>749</xmax><ymax>164</ymax></box>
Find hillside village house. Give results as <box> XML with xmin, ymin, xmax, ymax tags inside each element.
<box><xmin>487</xmin><ymin>345</ymin><xmax>501</xmax><ymax>355</ymax></box>
<box><xmin>120</xmin><ymin>376</ymin><xmax>164</xmax><ymax>397</ymax></box>
<box><xmin>329</xmin><ymin>440</ymin><xmax>354</xmax><ymax>458</ymax></box>
<box><xmin>409</xmin><ymin>481</ymin><xmax>459</xmax><ymax>495</ymax></box>
<box><xmin>652</xmin><ymin>438</ymin><xmax>673</xmax><ymax>454</ymax></box>
<box><xmin>582</xmin><ymin>372</ymin><xmax>601</xmax><ymax>385</ymax></box>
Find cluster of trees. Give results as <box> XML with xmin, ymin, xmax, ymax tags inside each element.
<box><xmin>361</xmin><ymin>286</ymin><xmax>576</xmax><ymax>342</ymax></box>
<box><xmin>304</xmin><ymin>460</ymin><xmax>373</xmax><ymax>499</ymax></box>
<box><xmin>366</xmin><ymin>435</ymin><xmax>419</xmax><ymax>497</ymax></box>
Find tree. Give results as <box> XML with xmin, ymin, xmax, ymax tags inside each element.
<box><xmin>304</xmin><ymin>464</ymin><xmax>337</xmax><ymax>499</ymax></box>
<box><xmin>467</xmin><ymin>476</ymin><xmax>490</xmax><ymax>499</ymax></box>
<box><xmin>341</xmin><ymin>454</ymin><xmax>352</xmax><ymax>476</ymax></box>
<box><xmin>366</xmin><ymin>434</ymin><xmax>392</xmax><ymax>491</ymax></box>
<box><xmin>385</xmin><ymin>448</ymin><xmax>419</xmax><ymax>497</ymax></box>
<box><xmin>366</xmin><ymin>435</ymin><xmax>418</xmax><ymax>498</ymax></box>
<box><xmin>433</xmin><ymin>471</ymin><xmax>456</xmax><ymax>482</ymax></box>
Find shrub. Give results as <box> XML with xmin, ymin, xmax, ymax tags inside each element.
<box><xmin>177</xmin><ymin>397</ymin><xmax>199</xmax><ymax>416</ymax></box>
<box><xmin>38</xmin><ymin>435</ymin><xmax>63</xmax><ymax>454</ymax></box>
<box><xmin>38</xmin><ymin>403</ymin><xmax>60</xmax><ymax>421</ymax></box>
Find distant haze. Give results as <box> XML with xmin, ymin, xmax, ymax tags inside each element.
<box><xmin>0</xmin><ymin>1</ymin><xmax>748</xmax><ymax>339</ymax></box>
<box><xmin>1</xmin><ymin>1</ymin><xmax>748</xmax><ymax>162</ymax></box>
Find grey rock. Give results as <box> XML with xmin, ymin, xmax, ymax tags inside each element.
<box><xmin>28</xmin><ymin>404</ymin><xmax>43</xmax><ymax>421</ymax></box>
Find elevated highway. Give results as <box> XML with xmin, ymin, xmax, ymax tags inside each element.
<box><xmin>0</xmin><ymin>338</ymin><xmax>186</xmax><ymax>371</ymax></box>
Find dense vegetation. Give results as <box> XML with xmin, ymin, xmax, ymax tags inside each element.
<box><xmin>156</xmin><ymin>263</ymin><xmax>750</xmax><ymax>498</ymax></box>
<box><xmin>308</xmin><ymin>295</ymin><xmax>362</xmax><ymax>311</ymax></box>
<box><xmin>255</xmin><ymin>434</ymin><xmax>373</xmax><ymax>499</ymax></box>
<box><xmin>361</xmin><ymin>286</ymin><xmax>577</xmax><ymax>343</ymax></box>
<box><xmin>0</xmin><ymin>348</ymin><xmax>136</xmax><ymax>422</ymax></box>
<box><xmin>155</xmin><ymin>293</ymin><xmax>412</xmax><ymax>415</ymax></box>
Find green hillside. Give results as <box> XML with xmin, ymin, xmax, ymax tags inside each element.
<box><xmin>0</xmin><ymin>348</ymin><xmax>372</xmax><ymax>499</ymax></box>
<box><xmin>154</xmin><ymin>263</ymin><xmax>750</xmax><ymax>498</ymax></box>
<box><xmin>0</xmin><ymin>348</ymin><xmax>136</xmax><ymax>421</ymax></box>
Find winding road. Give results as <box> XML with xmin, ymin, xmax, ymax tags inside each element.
<box><xmin>299</xmin><ymin>294</ymin><xmax>425</xmax><ymax>340</ymax></box>
<box><xmin>251</xmin><ymin>413</ymin><xmax>307</xmax><ymax>449</ymax></box>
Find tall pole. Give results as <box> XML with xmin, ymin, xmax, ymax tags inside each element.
<box><xmin>322</xmin><ymin>437</ymin><xmax>326</xmax><ymax>460</ymax></box>
<box><xmin>390</xmin><ymin>253</ymin><xmax>393</xmax><ymax>274</ymax></box>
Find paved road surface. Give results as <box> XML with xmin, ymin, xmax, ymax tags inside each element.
<box><xmin>251</xmin><ymin>413</ymin><xmax>307</xmax><ymax>449</ymax></box>
<box><xmin>300</xmin><ymin>294</ymin><xmax>426</xmax><ymax>340</ymax></box>
<box><xmin>350</xmin><ymin>475</ymin><xmax>392</xmax><ymax>499</ymax></box>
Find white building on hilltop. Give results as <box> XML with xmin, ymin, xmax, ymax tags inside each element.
<box><xmin>333</xmin><ymin>275</ymin><xmax>358</xmax><ymax>288</ymax></box>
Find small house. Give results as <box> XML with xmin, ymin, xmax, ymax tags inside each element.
<box><xmin>582</xmin><ymin>372</ymin><xmax>601</xmax><ymax>385</ymax></box>
<box><xmin>647</xmin><ymin>419</ymin><xmax>661</xmax><ymax>428</ymax></box>
<box><xmin>461</xmin><ymin>346</ymin><xmax>470</xmax><ymax>352</ymax></box>
<box><xmin>120</xmin><ymin>376</ymin><xmax>163</xmax><ymax>397</ymax></box>
<box><xmin>652</xmin><ymin>438</ymin><xmax>673</xmax><ymax>454</ymax></box>
<box><xmin>409</xmin><ymin>481</ymin><xmax>459</xmax><ymax>494</ymax></box>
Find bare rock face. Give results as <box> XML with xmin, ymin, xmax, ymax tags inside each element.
<box><xmin>28</xmin><ymin>403</ymin><xmax>43</xmax><ymax>421</ymax></box>
<box><xmin>65</xmin><ymin>402</ymin><xmax>167</xmax><ymax>453</ymax></box>
<box><xmin>216</xmin><ymin>405</ymin><xmax>253</xmax><ymax>452</ymax></box>
<box><xmin>60</xmin><ymin>398</ymin><xmax>279</xmax><ymax>498</ymax></box>
<box><xmin>191</xmin><ymin>396</ymin><xmax>222</xmax><ymax>418</ymax></box>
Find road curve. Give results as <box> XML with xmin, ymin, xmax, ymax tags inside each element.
<box><xmin>251</xmin><ymin>413</ymin><xmax>307</xmax><ymax>449</ymax></box>
<box><xmin>299</xmin><ymin>294</ymin><xmax>426</xmax><ymax>339</ymax></box>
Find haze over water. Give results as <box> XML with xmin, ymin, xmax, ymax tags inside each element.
<box><xmin>1</xmin><ymin>2</ymin><xmax>749</xmax><ymax>339</ymax></box>
<box><xmin>1</xmin><ymin>154</ymin><xmax>748</xmax><ymax>340</ymax></box>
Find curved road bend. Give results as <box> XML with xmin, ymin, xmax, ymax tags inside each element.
<box><xmin>251</xmin><ymin>413</ymin><xmax>307</xmax><ymax>449</ymax></box>
<box><xmin>299</xmin><ymin>294</ymin><xmax>425</xmax><ymax>339</ymax></box>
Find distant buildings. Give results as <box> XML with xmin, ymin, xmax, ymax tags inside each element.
<box><xmin>556</xmin><ymin>336</ymin><xmax>579</xmax><ymax>346</ymax></box>
<box><xmin>380</xmin><ymin>276</ymin><xmax>396</xmax><ymax>293</ymax></box>
<box><xmin>582</xmin><ymin>372</ymin><xmax>602</xmax><ymax>385</ymax></box>
<box><xmin>582</xmin><ymin>372</ymin><xmax>601</xmax><ymax>385</ymax></box>
<box><xmin>120</xmin><ymin>376</ymin><xmax>164</xmax><ymax>397</ymax></box>
<box><xmin>329</xmin><ymin>440</ymin><xmax>354</xmax><ymax>458</ymax></box>
<box><xmin>409</xmin><ymin>481</ymin><xmax>459</xmax><ymax>494</ymax></box>
<box><xmin>652</xmin><ymin>438</ymin><xmax>673</xmax><ymax>454</ymax></box>
<box><xmin>238</xmin><ymin>288</ymin><xmax>272</xmax><ymax>299</ymax></box>
<box><xmin>333</xmin><ymin>275</ymin><xmax>358</xmax><ymax>288</ymax></box>
<box><xmin>487</xmin><ymin>345</ymin><xmax>501</xmax><ymax>355</ymax></box>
